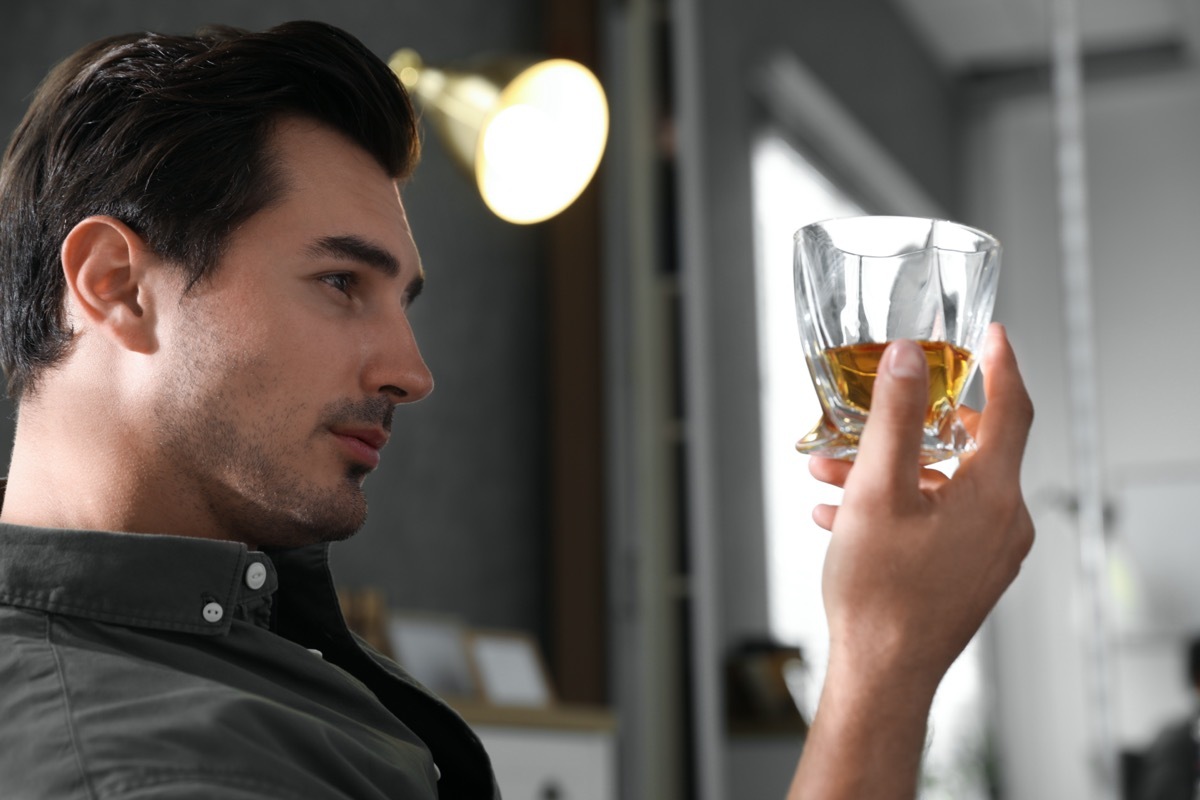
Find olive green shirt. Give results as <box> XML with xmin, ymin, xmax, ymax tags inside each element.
<box><xmin>0</xmin><ymin>523</ymin><xmax>498</xmax><ymax>799</ymax></box>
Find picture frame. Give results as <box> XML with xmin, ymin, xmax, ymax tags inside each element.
<box><xmin>467</xmin><ymin>629</ymin><xmax>555</xmax><ymax>708</ymax></box>
<box><xmin>386</xmin><ymin>613</ymin><xmax>479</xmax><ymax>701</ymax></box>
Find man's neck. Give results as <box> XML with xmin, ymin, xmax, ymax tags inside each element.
<box><xmin>2</xmin><ymin>400</ymin><xmax>233</xmax><ymax>541</ymax></box>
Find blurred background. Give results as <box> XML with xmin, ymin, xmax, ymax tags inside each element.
<box><xmin>3</xmin><ymin>1</ymin><xmax>1200</xmax><ymax>798</ymax></box>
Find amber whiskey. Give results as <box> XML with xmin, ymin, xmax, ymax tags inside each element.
<box><xmin>823</xmin><ymin>340</ymin><xmax>974</xmax><ymax>423</ymax></box>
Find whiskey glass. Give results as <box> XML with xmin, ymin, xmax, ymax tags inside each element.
<box><xmin>793</xmin><ymin>216</ymin><xmax>1001</xmax><ymax>464</ymax></box>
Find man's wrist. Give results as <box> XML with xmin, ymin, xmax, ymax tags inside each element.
<box><xmin>788</xmin><ymin>655</ymin><xmax>935</xmax><ymax>800</ymax></box>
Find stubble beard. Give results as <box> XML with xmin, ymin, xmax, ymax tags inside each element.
<box><xmin>152</xmin><ymin>375</ymin><xmax>394</xmax><ymax>549</ymax></box>
<box><xmin>157</xmin><ymin>406</ymin><xmax>371</xmax><ymax>547</ymax></box>
<box><xmin>151</xmin><ymin>291</ymin><xmax>398</xmax><ymax>548</ymax></box>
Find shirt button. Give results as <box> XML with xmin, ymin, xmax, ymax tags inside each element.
<box><xmin>202</xmin><ymin>602</ymin><xmax>224</xmax><ymax>624</ymax></box>
<box><xmin>245</xmin><ymin>561</ymin><xmax>268</xmax><ymax>590</ymax></box>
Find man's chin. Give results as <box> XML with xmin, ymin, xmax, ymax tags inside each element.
<box><xmin>258</xmin><ymin>481</ymin><xmax>368</xmax><ymax>548</ymax></box>
<box><xmin>310</xmin><ymin>485</ymin><xmax>369</xmax><ymax>543</ymax></box>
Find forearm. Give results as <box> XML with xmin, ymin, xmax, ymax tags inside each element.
<box><xmin>787</xmin><ymin>327</ymin><xmax>1034</xmax><ymax>799</ymax></box>
<box><xmin>786</xmin><ymin>659</ymin><xmax>935</xmax><ymax>800</ymax></box>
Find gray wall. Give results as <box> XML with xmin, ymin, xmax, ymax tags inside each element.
<box><xmin>0</xmin><ymin>1</ymin><xmax>550</xmax><ymax>640</ymax></box>
<box><xmin>966</xmin><ymin>64</ymin><xmax>1200</xmax><ymax>800</ymax></box>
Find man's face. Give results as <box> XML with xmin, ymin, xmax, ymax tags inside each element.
<box><xmin>148</xmin><ymin>117</ymin><xmax>433</xmax><ymax>547</ymax></box>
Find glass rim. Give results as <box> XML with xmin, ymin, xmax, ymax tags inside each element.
<box><xmin>793</xmin><ymin>214</ymin><xmax>1001</xmax><ymax>258</ymax></box>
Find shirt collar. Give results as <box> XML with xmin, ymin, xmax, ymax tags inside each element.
<box><xmin>0</xmin><ymin>523</ymin><xmax>282</xmax><ymax>635</ymax></box>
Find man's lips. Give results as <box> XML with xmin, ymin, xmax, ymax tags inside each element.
<box><xmin>330</xmin><ymin>428</ymin><xmax>389</xmax><ymax>469</ymax></box>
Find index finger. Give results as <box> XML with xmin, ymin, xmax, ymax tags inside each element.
<box><xmin>972</xmin><ymin>323</ymin><xmax>1034</xmax><ymax>480</ymax></box>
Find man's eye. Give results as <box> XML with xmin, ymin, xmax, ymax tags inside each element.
<box><xmin>320</xmin><ymin>273</ymin><xmax>356</xmax><ymax>295</ymax></box>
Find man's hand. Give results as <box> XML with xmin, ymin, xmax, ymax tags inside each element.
<box><xmin>787</xmin><ymin>322</ymin><xmax>1034</xmax><ymax>799</ymax></box>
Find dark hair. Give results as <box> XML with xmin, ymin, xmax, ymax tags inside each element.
<box><xmin>0</xmin><ymin>20</ymin><xmax>421</xmax><ymax>398</ymax></box>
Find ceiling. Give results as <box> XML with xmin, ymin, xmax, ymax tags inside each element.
<box><xmin>891</xmin><ymin>0</ymin><xmax>1200</xmax><ymax>72</ymax></box>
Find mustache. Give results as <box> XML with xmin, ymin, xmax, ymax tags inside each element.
<box><xmin>321</xmin><ymin>397</ymin><xmax>395</xmax><ymax>433</ymax></box>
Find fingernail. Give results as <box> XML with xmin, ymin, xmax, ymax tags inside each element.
<box><xmin>887</xmin><ymin>340</ymin><xmax>925</xmax><ymax>379</ymax></box>
<box><xmin>985</xmin><ymin>323</ymin><xmax>1007</xmax><ymax>359</ymax></box>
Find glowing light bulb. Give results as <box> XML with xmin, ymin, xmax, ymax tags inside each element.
<box><xmin>477</xmin><ymin>61</ymin><xmax>608</xmax><ymax>224</ymax></box>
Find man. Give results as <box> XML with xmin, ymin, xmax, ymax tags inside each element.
<box><xmin>0</xmin><ymin>22</ymin><xmax>487</xmax><ymax>799</ymax></box>
<box><xmin>0</xmin><ymin>20</ymin><xmax>1034</xmax><ymax>800</ymax></box>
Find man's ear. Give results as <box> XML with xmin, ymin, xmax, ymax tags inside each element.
<box><xmin>61</xmin><ymin>216</ymin><xmax>166</xmax><ymax>355</ymax></box>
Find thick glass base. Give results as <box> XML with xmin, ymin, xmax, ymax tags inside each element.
<box><xmin>794</xmin><ymin>414</ymin><xmax>976</xmax><ymax>466</ymax></box>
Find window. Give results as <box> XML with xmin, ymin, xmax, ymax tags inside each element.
<box><xmin>750</xmin><ymin>128</ymin><xmax>862</xmax><ymax>717</ymax></box>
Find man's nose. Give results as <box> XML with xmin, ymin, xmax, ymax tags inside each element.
<box><xmin>372</xmin><ymin>312</ymin><xmax>434</xmax><ymax>405</ymax></box>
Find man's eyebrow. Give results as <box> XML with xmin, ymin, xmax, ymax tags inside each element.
<box><xmin>307</xmin><ymin>234</ymin><xmax>401</xmax><ymax>278</ymax></box>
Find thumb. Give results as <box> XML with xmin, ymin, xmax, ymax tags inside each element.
<box><xmin>847</xmin><ymin>339</ymin><xmax>929</xmax><ymax>498</ymax></box>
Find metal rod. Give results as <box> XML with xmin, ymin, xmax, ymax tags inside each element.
<box><xmin>1049</xmin><ymin>0</ymin><xmax>1119</xmax><ymax>795</ymax></box>
<box><xmin>672</xmin><ymin>0</ymin><xmax>728</xmax><ymax>794</ymax></box>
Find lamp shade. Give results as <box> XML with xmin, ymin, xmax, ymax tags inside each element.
<box><xmin>390</xmin><ymin>49</ymin><xmax>608</xmax><ymax>225</ymax></box>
